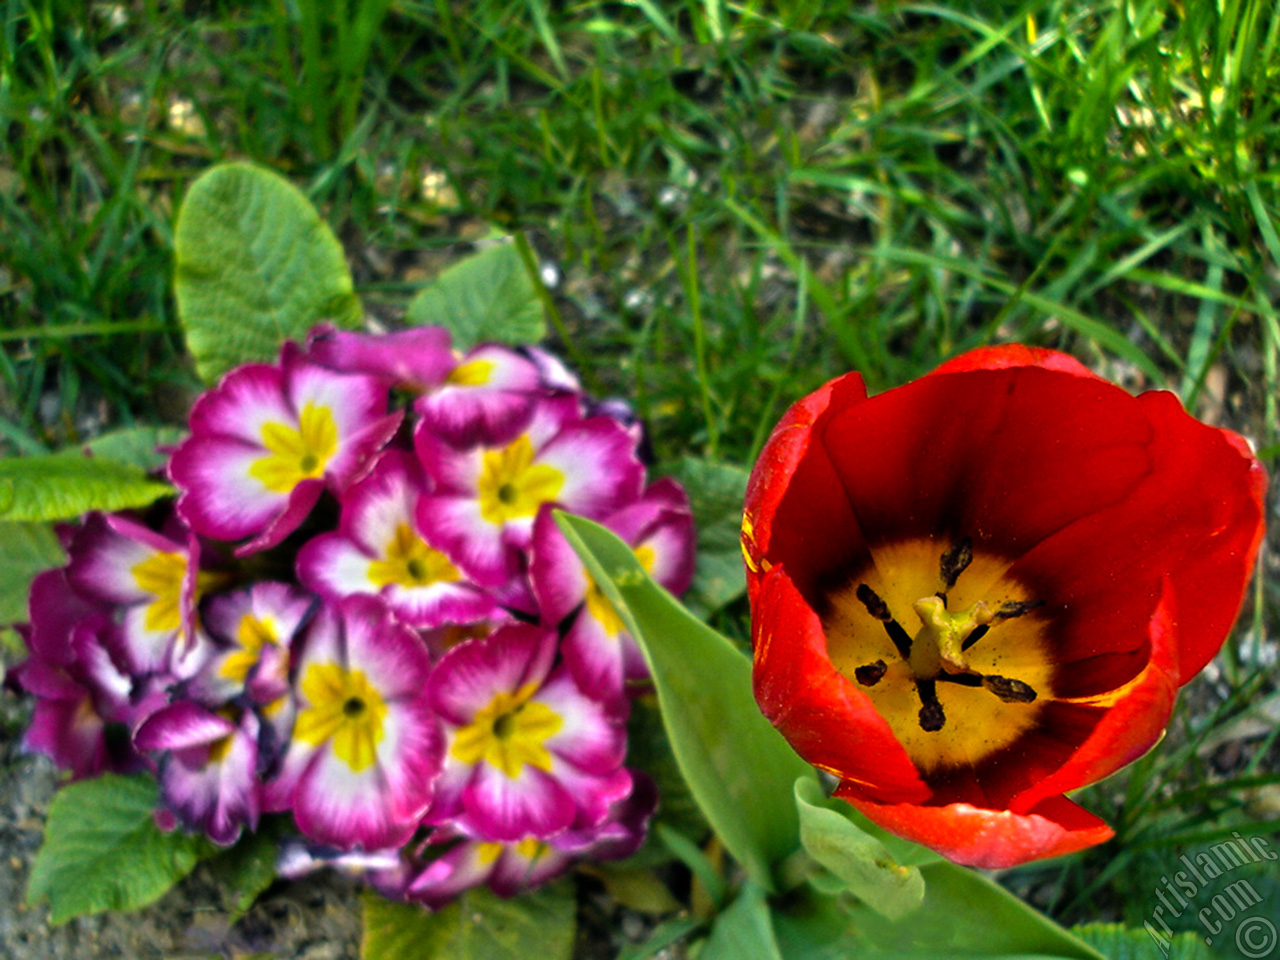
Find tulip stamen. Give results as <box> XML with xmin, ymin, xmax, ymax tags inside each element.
<box><xmin>854</xmin><ymin>659</ymin><xmax>887</xmax><ymax>686</ymax></box>
<box><xmin>995</xmin><ymin>600</ymin><xmax>1042</xmax><ymax>620</ymax></box>
<box><xmin>856</xmin><ymin>584</ymin><xmax>914</xmax><ymax>659</ymax></box>
<box><xmin>916</xmin><ymin>679</ymin><xmax>945</xmax><ymax>732</ymax></box>
<box><xmin>937</xmin><ymin>668</ymin><xmax>1038</xmax><ymax>704</ymax></box>
<box><xmin>960</xmin><ymin>623</ymin><xmax>988</xmax><ymax>652</ymax></box>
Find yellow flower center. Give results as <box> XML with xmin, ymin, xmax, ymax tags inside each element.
<box><xmin>368</xmin><ymin>524</ymin><xmax>460</xmax><ymax>588</ymax></box>
<box><xmin>450</xmin><ymin>683</ymin><xmax>563</xmax><ymax>779</ymax></box>
<box><xmin>583</xmin><ymin>544</ymin><xmax>655</xmax><ymax>635</ymax></box>
<box><xmin>823</xmin><ymin>538</ymin><xmax>1052</xmax><ymax>773</ymax></box>
<box><xmin>131</xmin><ymin>551</ymin><xmax>220</xmax><ymax>634</ymax></box>
<box><xmin>447</xmin><ymin>359</ymin><xmax>495</xmax><ymax>387</ymax></box>
<box><xmin>219</xmin><ymin>614</ymin><xmax>283</xmax><ymax>685</ymax></box>
<box><xmin>248</xmin><ymin>402</ymin><xmax>338</xmax><ymax>493</ymax></box>
<box><xmin>476</xmin><ymin>435</ymin><xmax>565</xmax><ymax>526</ymax></box>
<box><xmin>295</xmin><ymin>663</ymin><xmax>389</xmax><ymax>773</ymax></box>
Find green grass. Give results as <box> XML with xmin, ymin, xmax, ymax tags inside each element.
<box><xmin>2</xmin><ymin>0</ymin><xmax>1278</xmax><ymax>942</ymax></box>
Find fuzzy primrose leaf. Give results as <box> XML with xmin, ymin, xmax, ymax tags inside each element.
<box><xmin>405</xmin><ymin>240</ymin><xmax>546</xmax><ymax>350</ymax></box>
<box><xmin>361</xmin><ymin>882</ymin><xmax>575</xmax><ymax>960</ymax></box>
<box><xmin>554</xmin><ymin>511</ymin><xmax>816</xmax><ymax>892</ymax></box>
<box><xmin>0</xmin><ymin>453</ymin><xmax>173</xmax><ymax>522</ymax></box>
<box><xmin>27</xmin><ymin>774</ymin><xmax>211</xmax><ymax>925</ymax></box>
<box><xmin>174</xmin><ymin>162</ymin><xmax>361</xmax><ymax>383</ymax></box>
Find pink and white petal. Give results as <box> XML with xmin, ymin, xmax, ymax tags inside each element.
<box><xmin>10</xmin><ymin>660</ymin><xmax>85</xmax><ymax>701</ymax></box>
<box><xmin>24</xmin><ymin>696</ymin><xmax>112</xmax><ymax>779</ymax></box>
<box><xmin>338</xmin><ymin>595</ymin><xmax>434</xmax><ymax>700</ymax></box>
<box><xmin>135</xmin><ymin>700</ymin><xmax>236</xmax><ymax>753</ymax></box>
<box><xmin>523</xmin><ymin>346</ymin><xmax>581</xmax><ymax>393</ymax></box>
<box><xmin>561</xmin><ymin>611</ymin><xmax>625</xmax><ymax>701</ymax></box>
<box><xmin>529</xmin><ymin>506</ymin><xmax>588</xmax><ymax>624</ymax></box>
<box><xmin>114</xmin><ymin>605</ymin><xmax>178</xmax><ymax>677</ymax></box>
<box><xmin>422</xmin><ymin>752</ymin><xmax>475</xmax><ymax>825</ymax></box>
<box><xmin>461</xmin><ymin>763</ymin><xmax>576</xmax><ymax>841</ymax></box>
<box><xmin>383</xmin><ymin>581</ymin><xmax>501</xmax><ymax>630</ymax></box>
<box><xmin>292</xmin><ymin>601</ymin><xmax>346</xmax><ymax>677</ymax></box>
<box><xmin>417</xmin><ymin>388</ymin><xmax>537</xmax><ymax>447</ymax></box>
<box><xmin>404</xmin><ymin>840</ymin><xmax>496</xmax><ymax>908</ymax></box>
<box><xmin>534</xmin><ymin>419</ymin><xmax>644</xmax><ymax>519</ymax></box>
<box><xmin>65</xmin><ymin>514</ymin><xmax>164</xmax><ymax>606</ymax></box>
<box><xmin>235</xmin><ymin>478</ymin><xmax>325</xmax><ymax>555</ymax></box>
<box><xmin>560</xmin><ymin>765</ymin><xmax>635</xmax><ymax>832</ymax></box>
<box><xmin>293</xmin><ymin>748</ymin><xmax>418</xmax><ymax>850</ymax></box>
<box><xmin>171</xmin><ymin>437</ymin><xmax>288</xmax><ymax>541</ymax></box>
<box><xmin>203</xmin><ymin>582</ymin><xmax>313</xmax><ymax>646</ymax></box>
<box><xmin>260</xmin><ymin>733</ymin><xmax>316</xmax><ymax>813</ymax></box>
<box><xmin>323</xmin><ymin>412</ymin><xmax>405</xmax><ymax>491</ymax></box>
<box><xmin>156</xmin><ymin>712</ymin><xmax>260</xmax><ymax>845</ymax></box>
<box><xmin>523</xmin><ymin>394</ymin><xmax>583</xmax><ymax>449</ymax></box>
<box><xmin>375</xmin><ymin>698</ymin><xmax>445</xmax><ymax>823</ymax></box>
<box><xmin>488</xmin><ymin>842</ymin><xmax>574</xmax><ymax>897</ymax></box>
<box><xmin>297</xmin><ymin>533</ymin><xmax>380</xmax><ymax>600</ymax></box>
<box><xmin>539</xmin><ymin>669</ymin><xmax>628</xmax><ymax>774</ymax></box>
<box><xmin>413</xmin><ymin>427</ymin><xmax>483</xmax><ymax>494</ymax></box>
<box><xmin>306</xmin><ymin>324</ymin><xmax>455</xmax><ymax>389</ymax></box>
<box><xmin>416</xmin><ymin>495</ymin><xmax>515</xmax><ymax>587</ymax></box>
<box><xmin>339</xmin><ymin>451</ymin><xmax>424</xmax><ymax>555</ymax></box>
<box><xmin>24</xmin><ymin>569</ymin><xmax>107</xmax><ymax>664</ymax></box>
<box><xmin>428</xmin><ymin>625</ymin><xmax>558</xmax><ymax>725</ymax></box>
<box><xmin>186</xmin><ymin>363</ymin><xmax>292</xmax><ymax>447</ymax></box>
<box><xmin>284</xmin><ymin>352</ymin><xmax>390</xmax><ymax>443</ymax></box>
<box><xmin>244</xmin><ymin>642</ymin><xmax>292</xmax><ymax>705</ymax></box>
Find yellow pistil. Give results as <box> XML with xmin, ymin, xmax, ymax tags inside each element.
<box><xmin>450</xmin><ymin>683</ymin><xmax>563</xmax><ymax>779</ymax></box>
<box><xmin>248</xmin><ymin>402</ymin><xmax>338</xmax><ymax>493</ymax></box>
<box><xmin>295</xmin><ymin>663</ymin><xmax>388</xmax><ymax>773</ymax></box>
<box><xmin>219</xmin><ymin>613</ymin><xmax>283</xmax><ymax>684</ymax></box>
<box><xmin>824</xmin><ymin>539</ymin><xmax>1052</xmax><ymax>773</ymax></box>
<box><xmin>368</xmin><ymin>524</ymin><xmax>460</xmax><ymax>588</ymax></box>
<box><xmin>447</xmin><ymin>359</ymin><xmax>495</xmax><ymax>387</ymax></box>
<box><xmin>476</xmin><ymin>435</ymin><xmax>565</xmax><ymax>526</ymax></box>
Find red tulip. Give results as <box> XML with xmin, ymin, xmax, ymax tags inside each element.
<box><xmin>742</xmin><ymin>345</ymin><xmax>1266</xmax><ymax>868</ymax></box>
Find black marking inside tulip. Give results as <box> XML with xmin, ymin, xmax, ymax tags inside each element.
<box><xmin>939</xmin><ymin>537</ymin><xmax>973</xmax><ymax>589</ymax></box>
<box><xmin>343</xmin><ymin>697</ymin><xmax>366</xmax><ymax>718</ymax></box>
<box><xmin>838</xmin><ymin>535</ymin><xmax>1045</xmax><ymax>740</ymax></box>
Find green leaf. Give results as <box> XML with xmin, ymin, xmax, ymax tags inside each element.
<box><xmin>174</xmin><ymin>162</ymin><xmax>361</xmax><ymax>383</ymax></box>
<box><xmin>206</xmin><ymin>818</ymin><xmax>288</xmax><ymax>921</ymax></box>
<box><xmin>699</xmin><ymin>884</ymin><xmax>783</xmax><ymax>960</ymax></box>
<box><xmin>84</xmin><ymin>425</ymin><xmax>186</xmax><ymax>473</ymax></box>
<box><xmin>404</xmin><ymin>241</ymin><xmax>545</xmax><ymax>350</ymax></box>
<box><xmin>848</xmin><ymin>862</ymin><xmax>1109</xmax><ymax>959</ymax></box>
<box><xmin>361</xmin><ymin>882</ymin><xmax>575</xmax><ymax>960</ymax></box>
<box><xmin>1073</xmin><ymin>923</ymin><xmax>1214</xmax><ymax>960</ymax></box>
<box><xmin>555</xmin><ymin>512</ymin><xmax>816</xmax><ymax>891</ymax></box>
<box><xmin>793</xmin><ymin>778</ymin><xmax>925</xmax><ymax>920</ymax></box>
<box><xmin>27</xmin><ymin>774</ymin><xmax>210</xmax><ymax>924</ymax></box>
<box><xmin>661</xmin><ymin>457</ymin><xmax>749</xmax><ymax>616</ymax></box>
<box><xmin>0</xmin><ymin>522</ymin><xmax>65</xmax><ymax>623</ymax></box>
<box><xmin>0</xmin><ymin>453</ymin><xmax>173</xmax><ymax>521</ymax></box>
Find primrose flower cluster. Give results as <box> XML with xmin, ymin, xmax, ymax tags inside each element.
<box><xmin>10</xmin><ymin>324</ymin><xmax>695</xmax><ymax>906</ymax></box>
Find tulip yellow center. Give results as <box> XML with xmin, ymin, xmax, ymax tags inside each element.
<box><xmin>450</xmin><ymin>683</ymin><xmax>563</xmax><ymax>779</ymax></box>
<box><xmin>249</xmin><ymin>403</ymin><xmax>338</xmax><ymax>493</ymax></box>
<box><xmin>477</xmin><ymin>435</ymin><xmax>565</xmax><ymax>526</ymax></box>
<box><xmin>368</xmin><ymin>524</ymin><xmax>461</xmax><ymax>589</ymax></box>
<box><xmin>295</xmin><ymin>663</ymin><xmax>388</xmax><ymax>773</ymax></box>
<box><xmin>823</xmin><ymin>538</ymin><xmax>1051</xmax><ymax>773</ymax></box>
